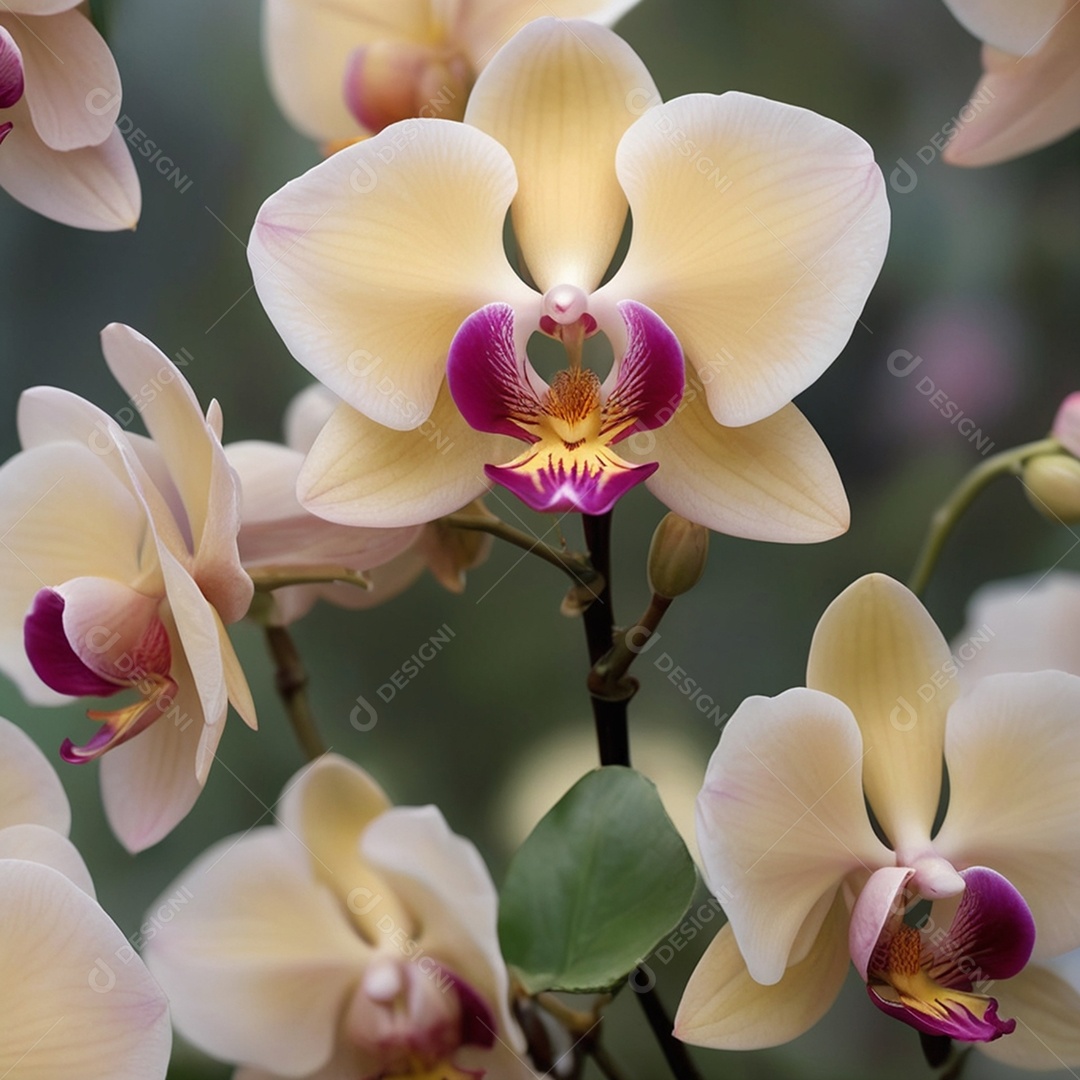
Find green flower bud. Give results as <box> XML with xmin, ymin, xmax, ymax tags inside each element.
<box><xmin>648</xmin><ymin>513</ymin><xmax>709</xmax><ymax>599</ymax></box>
<box><xmin>1023</xmin><ymin>454</ymin><xmax>1080</xmax><ymax>524</ymax></box>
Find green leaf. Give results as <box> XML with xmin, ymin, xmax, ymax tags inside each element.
<box><xmin>498</xmin><ymin>765</ymin><xmax>698</xmax><ymax>994</ymax></box>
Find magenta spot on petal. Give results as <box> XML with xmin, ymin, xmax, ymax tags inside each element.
<box><xmin>0</xmin><ymin>27</ymin><xmax>24</xmax><ymax>110</ymax></box>
<box><xmin>60</xmin><ymin>726</ymin><xmax>117</xmax><ymax>765</ymax></box>
<box><xmin>606</xmin><ymin>300</ymin><xmax>684</xmax><ymax>444</ymax></box>
<box><xmin>487</xmin><ymin>457</ymin><xmax>657</xmax><ymax>515</ymax></box>
<box><xmin>24</xmin><ymin>589</ymin><xmax>121</xmax><ymax>699</ymax></box>
<box><xmin>447</xmin><ymin>304</ymin><xmax>542</xmax><ymax>441</ymax></box>
<box><xmin>440</xmin><ymin>968</ymin><xmax>497</xmax><ymax>1050</ymax></box>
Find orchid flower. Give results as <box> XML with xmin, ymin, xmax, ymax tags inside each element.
<box><xmin>0</xmin><ymin>1</ymin><xmax>139</xmax><ymax>228</ymax></box>
<box><xmin>676</xmin><ymin>573</ymin><xmax>1080</xmax><ymax>1068</ymax></box>
<box><xmin>237</xmin><ymin>382</ymin><xmax>491</xmax><ymax>625</ymax></box>
<box><xmin>250</xmin><ymin>18</ymin><xmax>889</xmax><ymax>540</ymax></box>
<box><xmin>144</xmin><ymin>754</ymin><xmax>535</xmax><ymax>1080</ymax></box>
<box><xmin>941</xmin><ymin>0</ymin><xmax>1080</xmax><ymax>165</ymax></box>
<box><xmin>0</xmin><ymin>715</ymin><xmax>171</xmax><ymax>1078</ymax></box>
<box><xmin>0</xmin><ymin>323</ymin><xmax>256</xmax><ymax>853</ymax></box>
<box><xmin>263</xmin><ymin>0</ymin><xmax>642</xmax><ymax>147</ymax></box>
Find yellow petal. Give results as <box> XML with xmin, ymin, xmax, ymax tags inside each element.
<box><xmin>250</xmin><ymin>120</ymin><xmax>532</xmax><ymax>431</ymax></box>
<box><xmin>0</xmin><ymin>824</ymin><xmax>95</xmax><ymax>896</ymax></box>
<box><xmin>806</xmin><ymin>574</ymin><xmax>953</xmax><ymax>856</ymax></box>
<box><xmin>675</xmin><ymin>895</ymin><xmax>850</xmax><ymax>1049</ymax></box>
<box><xmin>298</xmin><ymin>393</ymin><xmax>511</xmax><ymax>528</ymax></box>
<box><xmin>622</xmin><ymin>388</ymin><xmax>848</xmax><ymax>542</ymax></box>
<box><xmin>465</xmin><ymin>18</ymin><xmax>656</xmax><ymax>292</ymax></box>
<box><xmin>600</xmin><ymin>92</ymin><xmax>889</xmax><ymax>426</ymax></box>
<box><xmin>455</xmin><ymin>0</ymin><xmax>644</xmax><ymax>68</ymax></box>
<box><xmin>278</xmin><ymin>754</ymin><xmax>414</xmax><ymax>941</ymax></box>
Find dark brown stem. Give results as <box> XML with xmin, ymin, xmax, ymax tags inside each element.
<box><xmin>264</xmin><ymin>625</ymin><xmax>326</xmax><ymax>762</ymax></box>
<box><xmin>581</xmin><ymin>512</ymin><xmax>632</xmax><ymax>767</ymax></box>
<box><xmin>635</xmin><ymin>974</ymin><xmax>706</xmax><ymax>1080</ymax></box>
<box><xmin>588</xmin><ymin>593</ymin><xmax>673</xmax><ymax>700</ymax></box>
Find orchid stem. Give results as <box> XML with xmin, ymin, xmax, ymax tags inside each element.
<box><xmin>581</xmin><ymin>512</ymin><xmax>631</xmax><ymax>767</ymax></box>
<box><xmin>635</xmin><ymin>973</ymin><xmax>705</xmax><ymax>1080</ymax></box>
<box><xmin>250</xmin><ymin>564</ymin><xmax>371</xmax><ymax>592</ymax></box>
<box><xmin>264</xmin><ymin>625</ymin><xmax>326</xmax><ymax>762</ymax></box>
<box><xmin>444</xmin><ymin>512</ymin><xmax>602</xmax><ymax>590</ymax></box>
<box><xmin>589</xmin><ymin>593</ymin><xmax>673</xmax><ymax>699</ymax></box>
<box><xmin>579</xmin><ymin>513</ymin><xmax>700</xmax><ymax>1080</ymax></box>
<box><xmin>907</xmin><ymin>438</ymin><xmax>1059</xmax><ymax>597</ymax></box>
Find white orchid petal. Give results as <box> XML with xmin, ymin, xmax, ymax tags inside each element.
<box><xmin>944</xmin><ymin>11</ymin><xmax>1080</xmax><ymax>166</ymax></box>
<box><xmin>697</xmin><ymin>687</ymin><xmax>890</xmax><ymax>985</ymax></box>
<box><xmin>227</xmin><ymin>440</ymin><xmax>420</xmax><ymax>570</ymax></box>
<box><xmin>935</xmin><ymin>671</ymin><xmax>1080</xmax><ymax>961</ymax></box>
<box><xmin>99</xmin><ymin>663</ymin><xmax>207</xmax><ymax>853</ymax></box>
<box><xmin>100</xmin><ymin>324</ymin><xmax>252</xmax><ymax>624</ymax></box>
<box><xmin>601</xmin><ymin>91</ymin><xmax>889</xmax><ymax>427</ymax></box>
<box><xmin>15</xmin><ymin>8</ymin><xmax>120</xmax><ymax>150</ymax></box>
<box><xmin>298</xmin><ymin>395</ymin><xmax>508</xmax><ymax>528</ymax></box>
<box><xmin>0</xmin><ymin>96</ymin><xmax>139</xmax><ymax>229</ymax></box>
<box><xmin>954</xmin><ymin>571</ymin><xmax>1080</xmax><ymax>690</ymax></box>
<box><xmin>0</xmin><ymin>860</ymin><xmax>171</xmax><ymax>1080</ymax></box>
<box><xmin>942</xmin><ymin>0</ymin><xmax>1067</xmax><ymax>55</ymax></box>
<box><xmin>675</xmin><ymin>895</ymin><xmax>850</xmax><ymax>1050</ymax></box>
<box><xmin>0</xmin><ymin>824</ymin><xmax>94</xmax><ymax>895</ymax></box>
<box><xmin>0</xmin><ymin>716</ymin><xmax>70</xmax><ymax>832</ymax></box>
<box><xmin>977</xmin><ymin>961</ymin><xmax>1080</xmax><ymax>1069</ymax></box>
<box><xmin>464</xmin><ymin>18</ymin><xmax>656</xmax><ymax>293</ymax></box>
<box><xmin>806</xmin><ymin>574</ymin><xmax>953</xmax><ymax>855</ymax></box>
<box><xmin>144</xmin><ymin>826</ymin><xmax>369</xmax><ymax>1076</ymax></box>
<box><xmin>624</xmin><ymin>394</ymin><xmax>848</xmax><ymax>542</ymax></box>
<box><xmin>249</xmin><ymin>120</ymin><xmax>532</xmax><ymax>430</ymax></box>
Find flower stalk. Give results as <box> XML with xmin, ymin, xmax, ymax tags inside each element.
<box><xmin>263</xmin><ymin>625</ymin><xmax>326</xmax><ymax>761</ymax></box>
<box><xmin>908</xmin><ymin>437</ymin><xmax>1060</xmax><ymax>595</ymax></box>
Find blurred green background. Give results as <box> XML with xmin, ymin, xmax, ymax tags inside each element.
<box><xmin>0</xmin><ymin>0</ymin><xmax>1077</xmax><ymax>1076</ymax></box>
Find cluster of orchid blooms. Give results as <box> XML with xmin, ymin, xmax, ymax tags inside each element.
<box><xmin>0</xmin><ymin>1</ymin><xmax>1078</xmax><ymax>1078</ymax></box>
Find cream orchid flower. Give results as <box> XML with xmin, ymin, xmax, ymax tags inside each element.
<box><xmin>0</xmin><ymin>716</ymin><xmax>171</xmax><ymax>1079</ymax></box>
<box><xmin>263</xmin><ymin>0</ymin><xmax>642</xmax><ymax>146</ymax></box>
<box><xmin>144</xmin><ymin>754</ymin><xmax>535</xmax><ymax>1080</ymax></box>
<box><xmin>0</xmin><ymin>323</ymin><xmax>256</xmax><ymax>853</ymax></box>
<box><xmin>676</xmin><ymin>573</ymin><xmax>1080</xmax><ymax>1068</ymax></box>
<box><xmin>235</xmin><ymin>382</ymin><xmax>490</xmax><ymax>625</ymax></box>
<box><xmin>250</xmin><ymin>18</ymin><xmax>889</xmax><ymax>540</ymax></box>
<box><xmin>941</xmin><ymin>0</ymin><xmax>1080</xmax><ymax>165</ymax></box>
<box><xmin>0</xmin><ymin>0</ymin><xmax>140</xmax><ymax>228</ymax></box>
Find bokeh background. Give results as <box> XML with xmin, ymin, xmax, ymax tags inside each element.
<box><xmin>0</xmin><ymin>0</ymin><xmax>1078</xmax><ymax>1076</ymax></box>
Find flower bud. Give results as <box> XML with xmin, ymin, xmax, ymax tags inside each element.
<box><xmin>647</xmin><ymin>513</ymin><xmax>709</xmax><ymax>598</ymax></box>
<box><xmin>1052</xmin><ymin>392</ymin><xmax>1080</xmax><ymax>458</ymax></box>
<box><xmin>1023</xmin><ymin>454</ymin><xmax>1080</xmax><ymax>524</ymax></box>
